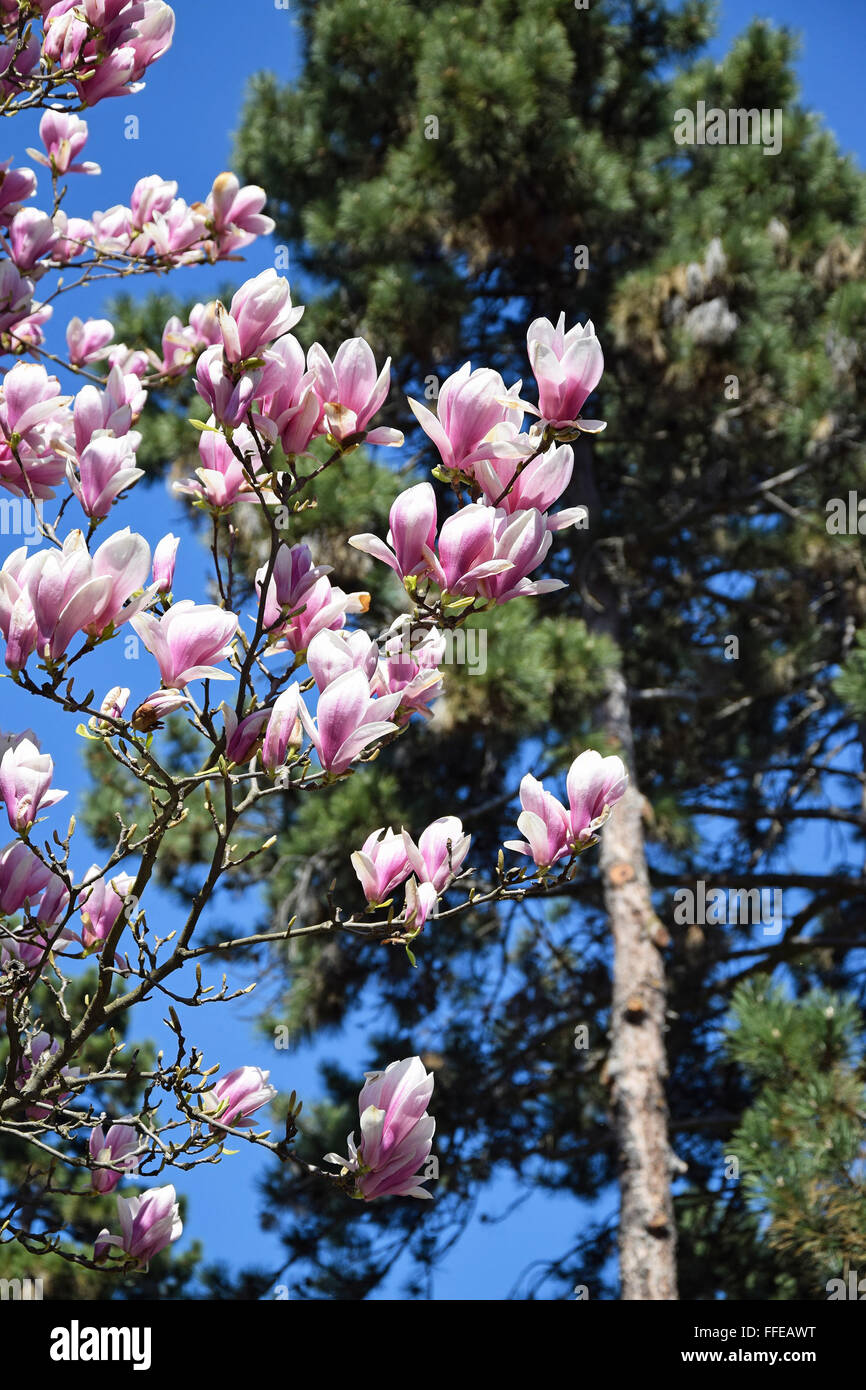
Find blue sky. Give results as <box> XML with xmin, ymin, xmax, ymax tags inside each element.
<box><xmin>2</xmin><ymin>0</ymin><xmax>863</xmax><ymax>1300</ymax></box>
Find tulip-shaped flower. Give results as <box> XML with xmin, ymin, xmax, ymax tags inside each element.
<box><xmin>199</xmin><ymin>1066</ymin><xmax>277</xmax><ymax>1130</ymax></box>
<box><xmin>349</xmin><ymin>482</ymin><xmax>443</xmax><ymax>584</ymax></box>
<box><xmin>131</xmin><ymin>601</ymin><xmax>238</xmax><ymax>688</ymax></box>
<box><xmin>67</xmin><ymin>435</ymin><xmax>144</xmax><ymax>519</ymax></box>
<box><xmin>526</xmin><ymin>314</ymin><xmax>606</xmax><ymax>432</ymax></box>
<box><xmin>151</xmin><ymin>533</ymin><xmax>178</xmax><ymax>592</ymax></box>
<box><xmin>28</xmin><ymin>111</ymin><xmax>100</xmax><ymax>175</ymax></box>
<box><xmin>308</xmin><ymin>337</ymin><xmax>403</xmax><ymax>445</ymax></box>
<box><xmin>257</xmin><ymin>543</ymin><xmax>369</xmax><ymax>656</ymax></box>
<box><xmin>374</xmin><ymin>625</ymin><xmax>445</xmax><ymax>724</ymax></box>
<box><xmin>95</xmin><ymin>1186</ymin><xmax>182</xmax><ymax>1271</ymax></box>
<box><xmin>77</xmin><ymin>867</ymin><xmax>136</xmax><ymax>951</ymax></box>
<box><xmin>306</xmin><ymin>629</ymin><xmax>378</xmax><ymax>693</ymax></box>
<box><xmin>480</xmin><ymin>509</ymin><xmax>563</xmax><ymax>604</ymax></box>
<box><xmin>174</xmin><ymin>422</ymin><xmax>266</xmax><ymax>511</ymax></box>
<box><xmin>351</xmin><ymin>827</ymin><xmax>412</xmax><ymax>904</ymax></box>
<box><xmin>324</xmin><ymin>1056</ymin><xmax>436</xmax><ymax>1201</ymax></box>
<box><xmin>504</xmin><ymin>751</ymin><xmax>629</xmax><ymax>868</ymax></box>
<box><xmin>262</xmin><ymin>684</ymin><xmax>302</xmax><ymax>775</ymax></box>
<box><xmin>195</xmin><ymin>345</ymin><xmax>258</xmax><ymax>428</ymax></box>
<box><xmin>474</xmin><ymin>442</ymin><xmax>588</xmax><ymax>530</ymax></box>
<box><xmin>402</xmin><ymin>816</ymin><xmax>471</xmax><ymax>893</ymax></box>
<box><xmin>89</xmin><ymin>1124</ymin><xmax>139</xmax><ymax>1194</ymax></box>
<box><xmin>298</xmin><ymin>670</ymin><xmax>401</xmax><ymax>775</ymax></box>
<box><xmin>565</xmin><ymin>749</ymin><xmax>629</xmax><ymax>842</ymax></box>
<box><xmin>408</xmin><ymin>362</ymin><xmax>525</xmax><ymax>475</ymax></box>
<box><xmin>400</xmin><ymin>877</ymin><xmax>439</xmax><ymax>933</ymax></box>
<box><xmin>207</xmin><ymin>171</ymin><xmax>275</xmax><ymax>254</ymax></box>
<box><xmin>65</xmin><ymin>316</ymin><xmax>114</xmax><ymax>366</ymax></box>
<box><xmin>0</xmin><ymin>839</ymin><xmax>53</xmax><ymax>914</ymax></box>
<box><xmin>217</xmin><ymin>269</ymin><xmax>303</xmax><ymax>364</ymax></box>
<box><xmin>221</xmin><ymin>703</ymin><xmax>270</xmax><ymax>766</ymax></box>
<box><xmin>0</xmin><ymin>738</ymin><xmax>66</xmax><ymax>832</ymax></box>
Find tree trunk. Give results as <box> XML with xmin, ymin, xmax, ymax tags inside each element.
<box><xmin>600</xmin><ymin>664</ymin><xmax>678</xmax><ymax>1300</ymax></box>
<box><xmin>567</xmin><ymin>435</ymin><xmax>678</xmax><ymax>1299</ymax></box>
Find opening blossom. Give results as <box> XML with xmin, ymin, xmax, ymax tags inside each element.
<box><xmin>131</xmin><ymin>600</ymin><xmax>239</xmax><ymax>688</ymax></box>
<box><xmin>526</xmin><ymin>313</ymin><xmax>606</xmax><ymax>433</ymax></box>
<box><xmin>89</xmin><ymin>1123</ymin><xmax>139</xmax><ymax>1194</ymax></box>
<box><xmin>324</xmin><ymin>1057</ymin><xmax>436</xmax><ymax>1201</ymax></box>
<box><xmin>298</xmin><ymin>669</ymin><xmax>401</xmax><ymax>775</ymax></box>
<box><xmin>505</xmin><ymin>751</ymin><xmax>629</xmax><ymax>869</ymax></box>
<box><xmin>200</xmin><ymin>1067</ymin><xmax>277</xmax><ymax>1131</ymax></box>
<box><xmin>95</xmin><ymin>1185</ymin><xmax>182</xmax><ymax>1271</ymax></box>
<box><xmin>402</xmin><ymin>816</ymin><xmax>471</xmax><ymax>892</ymax></box>
<box><xmin>0</xmin><ymin>737</ymin><xmax>66</xmax><ymax>832</ymax></box>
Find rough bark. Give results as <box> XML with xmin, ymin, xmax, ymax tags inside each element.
<box><xmin>599</xmin><ymin>665</ymin><xmax>678</xmax><ymax>1300</ymax></box>
<box><xmin>568</xmin><ymin>435</ymin><xmax>678</xmax><ymax>1299</ymax></box>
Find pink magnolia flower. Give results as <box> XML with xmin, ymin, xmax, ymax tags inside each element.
<box><xmin>298</xmin><ymin>669</ymin><xmax>400</xmax><ymax>775</ymax></box>
<box><xmin>28</xmin><ymin>111</ymin><xmax>100</xmax><ymax>175</ymax></box>
<box><xmin>89</xmin><ymin>1123</ymin><xmax>139</xmax><ymax>1194</ymax></box>
<box><xmin>408</xmin><ymin>363</ymin><xmax>525</xmax><ymax>475</ymax></box>
<box><xmin>435</xmin><ymin>504</ymin><xmax>511</xmax><ymax>595</ymax></box>
<box><xmin>306</xmin><ymin>628</ymin><xmax>378</xmax><ymax>693</ymax></box>
<box><xmin>254</xmin><ymin>334</ymin><xmax>322</xmax><ymax>456</ymax></box>
<box><xmin>77</xmin><ymin>866</ymin><xmax>136</xmax><ymax>951</ymax></box>
<box><xmin>257</xmin><ymin>543</ymin><xmax>369</xmax><ymax>655</ymax></box>
<box><xmin>174</xmin><ymin>421</ymin><xmax>267</xmax><ymax>511</ymax></box>
<box><xmin>308</xmin><ymin>338</ymin><xmax>403</xmax><ymax>445</ymax></box>
<box><xmin>95</xmin><ymin>1186</ymin><xmax>182</xmax><ymax>1271</ymax></box>
<box><xmin>131</xmin><ymin>600</ymin><xmax>239</xmax><ymax>688</ymax></box>
<box><xmin>9</xmin><ymin>207</ymin><xmax>59</xmax><ymax>270</ymax></box>
<box><xmin>0</xmin><ymin>261</ymin><xmax>35</xmax><ymax>336</ymax></box>
<box><xmin>195</xmin><ymin>345</ymin><xmax>259</xmax><ymax>428</ymax></box>
<box><xmin>0</xmin><ymin>738</ymin><xmax>66</xmax><ymax>832</ymax></box>
<box><xmin>262</xmin><ymin>684</ymin><xmax>302</xmax><ymax>775</ymax></box>
<box><xmin>402</xmin><ymin>816</ymin><xmax>470</xmax><ymax>893</ymax></box>
<box><xmin>207</xmin><ymin>171</ymin><xmax>275</xmax><ymax>254</ymax></box>
<box><xmin>151</xmin><ymin>532</ymin><xmax>178</xmax><ymax>592</ymax></box>
<box><xmin>128</xmin><ymin>174</ymin><xmax>176</xmax><ymax>229</ymax></box>
<box><xmin>351</xmin><ymin>827</ymin><xmax>412</xmax><ymax>904</ymax></box>
<box><xmin>220</xmin><ymin>702</ymin><xmax>270</xmax><ymax>766</ymax></box>
<box><xmin>200</xmin><ymin>1066</ymin><xmax>277</xmax><ymax>1130</ymax></box>
<box><xmin>349</xmin><ymin>482</ymin><xmax>441</xmax><ymax>584</ymax></box>
<box><xmin>474</xmin><ymin>441</ymin><xmax>587</xmax><ymax>530</ymax></box>
<box><xmin>0</xmin><ymin>161</ymin><xmax>37</xmax><ymax>226</ymax></box>
<box><xmin>73</xmin><ymin>367</ymin><xmax>145</xmax><ymax>451</ymax></box>
<box><xmin>526</xmin><ymin>314</ymin><xmax>606</xmax><ymax>432</ymax></box>
<box><xmin>504</xmin><ymin>751</ymin><xmax>629</xmax><ymax>867</ymax></box>
<box><xmin>51</xmin><ymin>212</ymin><xmax>94</xmax><ymax>263</ymax></box>
<box><xmin>400</xmin><ymin>876</ymin><xmax>439</xmax><ymax>932</ymax></box>
<box><xmin>66</xmin><ymin>315</ymin><xmax>114</xmax><ymax>365</ymax></box>
<box><xmin>565</xmin><ymin>749</ymin><xmax>629</xmax><ymax>841</ymax></box>
<box><xmin>146</xmin><ymin>197</ymin><xmax>208</xmax><ymax>263</ymax></box>
<box><xmin>0</xmin><ymin>528</ymin><xmax>157</xmax><ymax>666</ymax></box>
<box><xmin>0</xmin><ymin>839</ymin><xmax>53</xmax><ymax>914</ymax></box>
<box><xmin>0</xmin><ymin>361</ymin><xmax>71</xmax><ymax>448</ymax></box>
<box><xmin>217</xmin><ymin>269</ymin><xmax>303</xmax><ymax>365</ymax></box>
<box><xmin>67</xmin><ymin>434</ymin><xmax>144</xmax><ymax>519</ymax></box>
<box><xmin>477</xmin><ymin>508</ymin><xmax>563</xmax><ymax>603</ymax></box>
<box><xmin>373</xmin><ymin>623</ymin><xmax>445</xmax><ymax>724</ymax></box>
<box><xmin>324</xmin><ymin>1056</ymin><xmax>435</xmax><ymax>1201</ymax></box>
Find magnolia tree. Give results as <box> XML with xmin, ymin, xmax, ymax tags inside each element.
<box><xmin>0</xmin><ymin>0</ymin><xmax>627</xmax><ymax>1276</ymax></box>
